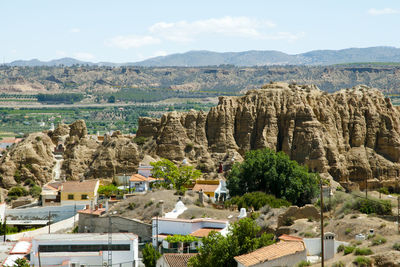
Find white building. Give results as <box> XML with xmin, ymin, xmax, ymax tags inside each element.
<box><xmin>303</xmin><ymin>232</ymin><xmax>348</xmax><ymax>261</ymax></box>
<box><xmin>152</xmin><ymin>217</ymin><xmax>229</xmax><ymax>252</ymax></box>
<box><xmin>29</xmin><ymin>233</ymin><xmax>139</xmax><ymax>267</ymax></box>
<box><xmin>129</xmin><ymin>174</ymin><xmax>162</xmax><ymax>192</ymax></box>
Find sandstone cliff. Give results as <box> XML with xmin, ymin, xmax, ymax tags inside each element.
<box><xmin>0</xmin><ymin>132</ymin><xmax>55</xmax><ymax>188</ymax></box>
<box><xmin>137</xmin><ymin>82</ymin><xmax>400</xmax><ymax>190</ymax></box>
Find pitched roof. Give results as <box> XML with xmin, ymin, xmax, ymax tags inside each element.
<box><xmin>130</xmin><ymin>173</ymin><xmax>147</xmax><ymax>182</ymax></box>
<box><xmin>192</xmin><ymin>183</ymin><xmax>219</xmax><ymax>193</ymax></box>
<box><xmin>78</xmin><ymin>208</ymin><xmax>106</xmax><ymax>216</ymax></box>
<box><xmin>162</xmin><ymin>253</ymin><xmax>197</xmax><ymax>267</ymax></box>
<box><xmin>234</xmin><ymin>241</ymin><xmax>305</xmax><ymax>267</ymax></box>
<box><xmin>61</xmin><ymin>180</ymin><xmax>99</xmax><ymax>193</ymax></box>
<box><xmin>279</xmin><ymin>234</ymin><xmax>303</xmax><ymax>242</ymax></box>
<box><xmin>190</xmin><ymin>228</ymin><xmax>222</xmax><ymax>237</ymax></box>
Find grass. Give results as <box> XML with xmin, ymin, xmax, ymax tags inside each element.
<box><xmin>353</xmin><ymin>256</ymin><xmax>371</xmax><ymax>267</ymax></box>
<box><xmin>371</xmin><ymin>235</ymin><xmax>386</xmax><ymax>246</ymax></box>
<box><xmin>393</xmin><ymin>243</ymin><xmax>400</xmax><ymax>251</ymax></box>
<box><xmin>343</xmin><ymin>246</ymin><xmax>355</xmax><ymax>255</ymax></box>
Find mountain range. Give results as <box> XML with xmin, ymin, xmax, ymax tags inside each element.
<box><xmin>6</xmin><ymin>46</ymin><xmax>400</xmax><ymax>67</ymax></box>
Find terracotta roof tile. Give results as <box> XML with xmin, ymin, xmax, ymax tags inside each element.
<box><xmin>190</xmin><ymin>228</ymin><xmax>222</xmax><ymax>237</ymax></box>
<box><xmin>192</xmin><ymin>184</ymin><xmax>218</xmax><ymax>193</ymax></box>
<box><xmin>130</xmin><ymin>174</ymin><xmax>147</xmax><ymax>182</ymax></box>
<box><xmin>279</xmin><ymin>234</ymin><xmax>303</xmax><ymax>242</ymax></box>
<box><xmin>162</xmin><ymin>253</ymin><xmax>197</xmax><ymax>267</ymax></box>
<box><xmin>78</xmin><ymin>208</ymin><xmax>106</xmax><ymax>216</ymax></box>
<box><xmin>61</xmin><ymin>180</ymin><xmax>99</xmax><ymax>193</ymax></box>
<box><xmin>234</xmin><ymin>241</ymin><xmax>305</xmax><ymax>267</ymax></box>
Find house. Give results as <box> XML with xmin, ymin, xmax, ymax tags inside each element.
<box><xmin>157</xmin><ymin>253</ymin><xmax>197</xmax><ymax>267</ymax></box>
<box><xmin>2</xmin><ymin>239</ymin><xmax>32</xmax><ymax>266</ymax></box>
<box><xmin>303</xmin><ymin>232</ymin><xmax>348</xmax><ymax>261</ymax></box>
<box><xmin>192</xmin><ymin>179</ymin><xmax>228</xmax><ymax>202</ymax></box>
<box><xmin>0</xmin><ymin>138</ymin><xmax>22</xmax><ymax>150</ymax></box>
<box><xmin>29</xmin><ymin>233</ymin><xmax>139</xmax><ymax>267</ymax></box>
<box><xmin>61</xmin><ymin>180</ymin><xmax>100</xmax><ymax>206</ymax></box>
<box><xmin>129</xmin><ymin>174</ymin><xmax>162</xmax><ymax>192</ymax></box>
<box><xmin>234</xmin><ymin>235</ymin><xmax>307</xmax><ymax>267</ymax></box>
<box><xmin>152</xmin><ymin>217</ymin><xmax>229</xmax><ymax>252</ymax></box>
<box><xmin>41</xmin><ymin>180</ymin><xmax>100</xmax><ymax>206</ymax></box>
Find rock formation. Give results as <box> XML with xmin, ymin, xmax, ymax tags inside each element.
<box><xmin>0</xmin><ymin>132</ymin><xmax>55</xmax><ymax>188</ymax></box>
<box><xmin>137</xmin><ymin>82</ymin><xmax>400</xmax><ymax>190</ymax></box>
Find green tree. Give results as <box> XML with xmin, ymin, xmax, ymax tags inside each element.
<box><xmin>189</xmin><ymin>218</ymin><xmax>274</xmax><ymax>267</ymax></box>
<box><xmin>151</xmin><ymin>159</ymin><xmax>201</xmax><ymax>192</ymax></box>
<box><xmin>227</xmin><ymin>148</ymin><xmax>319</xmax><ymax>206</ymax></box>
<box><xmin>97</xmin><ymin>184</ymin><xmax>119</xmax><ymax>197</ymax></box>
<box><xmin>142</xmin><ymin>243</ymin><xmax>161</xmax><ymax>267</ymax></box>
<box><xmin>108</xmin><ymin>95</ymin><xmax>116</xmax><ymax>103</ymax></box>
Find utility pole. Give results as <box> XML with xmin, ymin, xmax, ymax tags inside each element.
<box><xmin>48</xmin><ymin>211</ymin><xmax>51</xmax><ymax>234</ymax></box>
<box><xmin>3</xmin><ymin>217</ymin><xmax>6</xmax><ymax>242</ymax></box>
<box><xmin>108</xmin><ymin>215</ymin><xmax>112</xmax><ymax>267</ymax></box>
<box><xmin>320</xmin><ymin>181</ymin><xmax>324</xmax><ymax>267</ymax></box>
<box><xmin>73</xmin><ymin>203</ymin><xmax>76</xmax><ymax>229</ymax></box>
<box><xmin>398</xmin><ymin>196</ymin><xmax>400</xmax><ymax>234</ymax></box>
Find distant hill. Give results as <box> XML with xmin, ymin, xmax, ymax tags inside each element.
<box><xmin>6</xmin><ymin>46</ymin><xmax>400</xmax><ymax>67</ymax></box>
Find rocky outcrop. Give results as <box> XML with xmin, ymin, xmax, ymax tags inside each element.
<box><xmin>62</xmin><ymin>120</ymin><xmax>99</xmax><ymax>180</ymax></box>
<box><xmin>277</xmin><ymin>205</ymin><xmax>320</xmax><ymax>227</ymax></box>
<box><xmin>87</xmin><ymin>131</ymin><xmax>140</xmax><ymax>178</ymax></box>
<box><xmin>373</xmin><ymin>251</ymin><xmax>400</xmax><ymax>267</ymax></box>
<box><xmin>137</xmin><ymin>82</ymin><xmax>400</xmax><ymax>190</ymax></box>
<box><xmin>0</xmin><ymin>132</ymin><xmax>55</xmax><ymax>188</ymax></box>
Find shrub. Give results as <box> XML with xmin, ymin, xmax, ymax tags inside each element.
<box><xmin>377</xmin><ymin>187</ymin><xmax>389</xmax><ymax>195</ymax></box>
<box><xmin>128</xmin><ymin>202</ymin><xmax>136</xmax><ymax>210</ymax></box>
<box><xmin>24</xmin><ymin>178</ymin><xmax>36</xmax><ymax>187</ymax></box>
<box><xmin>144</xmin><ymin>201</ymin><xmax>154</xmax><ymax>208</ymax></box>
<box><xmin>345</xmin><ymin>228</ymin><xmax>352</xmax><ymax>235</ymax></box>
<box><xmin>8</xmin><ymin>186</ymin><xmax>28</xmax><ymax>197</ymax></box>
<box><xmin>354</xmin><ymin>247</ymin><xmax>373</xmax><ymax>255</ymax></box>
<box><xmin>354</xmin><ymin>198</ymin><xmax>392</xmax><ymax>215</ymax></box>
<box><xmin>283</xmin><ymin>216</ymin><xmax>295</xmax><ymax>226</ymax></box>
<box><xmin>133</xmin><ymin>136</ymin><xmax>148</xmax><ymax>145</ymax></box>
<box><xmin>331</xmin><ymin>261</ymin><xmax>345</xmax><ymax>267</ymax></box>
<box><xmin>29</xmin><ymin>185</ymin><xmax>42</xmax><ymax>198</ymax></box>
<box><xmin>371</xmin><ymin>235</ymin><xmax>386</xmax><ymax>246</ymax></box>
<box><xmin>343</xmin><ymin>246</ymin><xmax>355</xmax><ymax>255</ymax></box>
<box><xmin>353</xmin><ymin>256</ymin><xmax>371</xmax><ymax>267</ymax></box>
<box><xmin>337</xmin><ymin>244</ymin><xmax>345</xmax><ymax>253</ymax></box>
<box><xmin>393</xmin><ymin>243</ymin><xmax>400</xmax><ymax>251</ymax></box>
<box><xmin>304</xmin><ymin>232</ymin><xmax>315</xmax><ymax>238</ymax></box>
<box><xmin>297</xmin><ymin>260</ymin><xmax>311</xmax><ymax>267</ymax></box>
<box><xmin>184</xmin><ymin>143</ymin><xmax>194</xmax><ymax>153</ymax></box>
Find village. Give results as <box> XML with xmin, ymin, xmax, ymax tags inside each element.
<box><xmin>0</xmin><ymin>130</ymin><xmax>396</xmax><ymax>267</ymax></box>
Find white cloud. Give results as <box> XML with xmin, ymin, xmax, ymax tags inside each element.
<box><xmin>56</xmin><ymin>50</ymin><xmax>67</xmax><ymax>57</ymax></box>
<box><xmin>73</xmin><ymin>52</ymin><xmax>95</xmax><ymax>61</ymax></box>
<box><xmin>69</xmin><ymin>28</ymin><xmax>81</xmax><ymax>33</ymax></box>
<box><xmin>149</xmin><ymin>16</ymin><xmax>277</xmax><ymax>42</ymax></box>
<box><xmin>106</xmin><ymin>35</ymin><xmax>160</xmax><ymax>49</ymax></box>
<box><xmin>368</xmin><ymin>8</ymin><xmax>399</xmax><ymax>15</ymax></box>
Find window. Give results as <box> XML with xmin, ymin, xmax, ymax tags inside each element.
<box><xmin>39</xmin><ymin>244</ymin><xmax>130</xmax><ymax>252</ymax></box>
<box><xmin>81</xmin><ymin>194</ymin><xmax>88</xmax><ymax>200</ymax></box>
<box><xmin>68</xmin><ymin>194</ymin><xmax>74</xmax><ymax>200</ymax></box>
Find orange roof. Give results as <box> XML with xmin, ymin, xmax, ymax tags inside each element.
<box><xmin>0</xmin><ymin>138</ymin><xmax>22</xmax><ymax>144</ymax></box>
<box><xmin>61</xmin><ymin>180</ymin><xmax>99</xmax><ymax>193</ymax></box>
<box><xmin>44</xmin><ymin>182</ymin><xmax>62</xmax><ymax>191</ymax></box>
<box><xmin>279</xmin><ymin>234</ymin><xmax>303</xmax><ymax>242</ymax></box>
<box><xmin>234</xmin><ymin>241</ymin><xmax>305</xmax><ymax>267</ymax></box>
<box><xmin>190</xmin><ymin>228</ymin><xmax>222</xmax><ymax>237</ymax></box>
<box><xmin>162</xmin><ymin>253</ymin><xmax>197</xmax><ymax>267</ymax></box>
<box><xmin>192</xmin><ymin>183</ymin><xmax>219</xmax><ymax>193</ymax></box>
<box><xmin>78</xmin><ymin>208</ymin><xmax>106</xmax><ymax>216</ymax></box>
<box><xmin>130</xmin><ymin>174</ymin><xmax>162</xmax><ymax>182</ymax></box>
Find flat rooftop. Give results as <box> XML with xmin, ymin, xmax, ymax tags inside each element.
<box><xmin>33</xmin><ymin>233</ymin><xmax>137</xmax><ymax>242</ymax></box>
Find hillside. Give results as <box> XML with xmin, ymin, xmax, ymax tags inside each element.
<box><xmin>6</xmin><ymin>47</ymin><xmax>400</xmax><ymax>67</ymax></box>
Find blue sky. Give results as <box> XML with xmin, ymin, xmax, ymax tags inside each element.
<box><xmin>1</xmin><ymin>0</ymin><xmax>400</xmax><ymax>63</ymax></box>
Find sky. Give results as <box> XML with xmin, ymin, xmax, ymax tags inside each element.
<box><xmin>1</xmin><ymin>0</ymin><xmax>400</xmax><ymax>63</ymax></box>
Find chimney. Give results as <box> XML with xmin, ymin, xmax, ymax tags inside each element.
<box><xmin>159</xmin><ymin>200</ymin><xmax>164</xmax><ymax>217</ymax></box>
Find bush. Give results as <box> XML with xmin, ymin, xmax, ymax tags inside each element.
<box><xmin>283</xmin><ymin>216</ymin><xmax>295</xmax><ymax>226</ymax></box>
<box><xmin>128</xmin><ymin>202</ymin><xmax>136</xmax><ymax>210</ymax></box>
<box><xmin>343</xmin><ymin>246</ymin><xmax>355</xmax><ymax>255</ymax></box>
<box><xmin>393</xmin><ymin>243</ymin><xmax>400</xmax><ymax>251</ymax></box>
<box><xmin>145</xmin><ymin>201</ymin><xmax>154</xmax><ymax>208</ymax></box>
<box><xmin>371</xmin><ymin>235</ymin><xmax>386</xmax><ymax>246</ymax></box>
<box><xmin>354</xmin><ymin>247</ymin><xmax>373</xmax><ymax>255</ymax></box>
<box><xmin>8</xmin><ymin>186</ymin><xmax>28</xmax><ymax>197</ymax></box>
<box><xmin>297</xmin><ymin>260</ymin><xmax>311</xmax><ymax>267</ymax></box>
<box><xmin>224</xmin><ymin>192</ymin><xmax>290</xmax><ymax>211</ymax></box>
<box><xmin>184</xmin><ymin>143</ymin><xmax>194</xmax><ymax>153</ymax></box>
<box><xmin>142</xmin><ymin>243</ymin><xmax>160</xmax><ymax>267</ymax></box>
<box><xmin>133</xmin><ymin>136</ymin><xmax>148</xmax><ymax>145</ymax></box>
<box><xmin>331</xmin><ymin>261</ymin><xmax>345</xmax><ymax>267</ymax></box>
<box><xmin>29</xmin><ymin>185</ymin><xmax>42</xmax><ymax>198</ymax></box>
<box><xmin>345</xmin><ymin>228</ymin><xmax>352</xmax><ymax>235</ymax></box>
<box><xmin>354</xmin><ymin>198</ymin><xmax>392</xmax><ymax>215</ymax></box>
<box><xmin>353</xmin><ymin>256</ymin><xmax>371</xmax><ymax>267</ymax></box>
<box><xmin>24</xmin><ymin>178</ymin><xmax>36</xmax><ymax>187</ymax></box>
<box><xmin>337</xmin><ymin>244</ymin><xmax>345</xmax><ymax>253</ymax></box>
